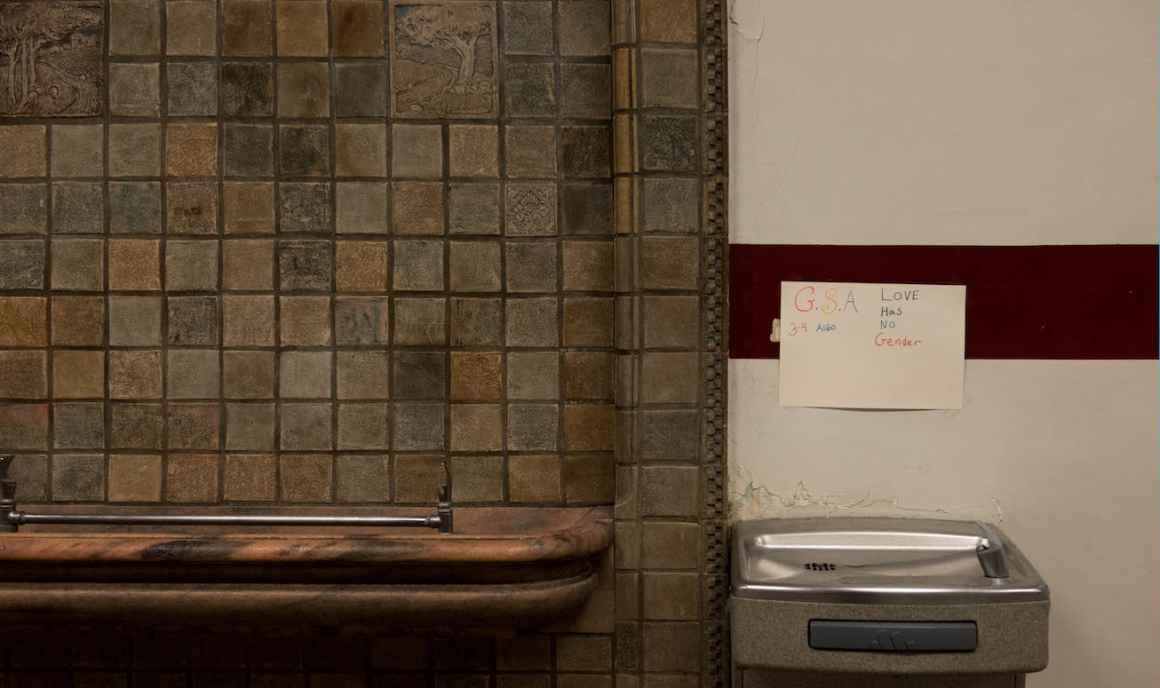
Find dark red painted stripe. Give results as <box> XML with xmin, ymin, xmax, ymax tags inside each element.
<box><xmin>729</xmin><ymin>245</ymin><xmax>1159</xmax><ymax>359</ymax></box>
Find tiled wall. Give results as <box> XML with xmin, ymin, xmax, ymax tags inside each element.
<box><xmin>0</xmin><ymin>0</ymin><xmax>615</xmax><ymax>508</ymax></box>
<box><xmin>0</xmin><ymin>0</ymin><xmax>729</xmax><ymax>686</ymax></box>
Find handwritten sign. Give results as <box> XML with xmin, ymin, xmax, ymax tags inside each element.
<box><xmin>778</xmin><ymin>281</ymin><xmax>966</xmax><ymax>409</ymax></box>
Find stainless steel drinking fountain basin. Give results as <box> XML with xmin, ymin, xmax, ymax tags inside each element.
<box><xmin>730</xmin><ymin>518</ymin><xmax>1050</xmax><ymax>676</ymax></box>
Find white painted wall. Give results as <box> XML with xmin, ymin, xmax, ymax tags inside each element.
<box><xmin>728</xmin><ymin>1</ymin><xmax>1160</xmax><ymax>685</ymax></box>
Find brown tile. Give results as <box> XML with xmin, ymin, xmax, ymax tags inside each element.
<box><xmin>51</xmin><ymin>126</ymin><xmax>103</xmax><ymax>178</ymax></box>
<box><xmin>109</xmin><ymin>63</ymin><xmax>161</xmax><ymax>117</ymax></box>
<box><xmin>392</xmin><ymin>351</ymin><xmax>446</xmax><ymax>400</ymax></box>
<box><xmin>108</xmin><ymin>239</ymin><xmax>161</xmax><ymax>291</ymax></box>
<box><xmin>49</xmin><ymin>297</ymin><xmax>96</xmax><ymax>345</ymax></box>
<box><xmin>222</xmin><ymin>295</ymin><xmax>275</xmax><ymax>346</ymax></box>
<box><xmin>563</xmin><ymin>241</ymin><xmax>613</xmax><ymax>292</ymax></box>
<box><xmin>391</xmin><ymin>125</ymin><xmax>442</xmax><ymax>179</ymax></box>
<box><xmin>450</xmin><ymin>297</ymin><xmax>500</xmax><ymax>347</ymax></box>
<box><xmin>108</xmin><ymin>296</ymin><xmax>161</xmax><ymax>346</ymax></box>
<box><xmin>559</xmin><ymin>0</ymin><xmax>610</xmax><ymax>55</ymax></box>
<box><xmin>393</xmin><ymin>454</ymin><xmax>444</xmax><ymax>503</ymax></box>
<box><xmin>448</xmin><ymin>241</ymin><xmax>501</xmax><ymax>292</ymax></box>
<box><xmin>277</xmin><ymin>62</ymin><xmax>331</xmax><ymax>118</ymax></box>
<box><xmin>166</xmin><ymin>124</ymin><xmax>219</xmax><ymax>177</ymax></box>
<box><xmin>277</xmin><ymin>0</ymin><xmax>329</xmax><ymax>56</ymax></box>
<box><xmin>642</xmin><ymin>296</ymin><xmax>698</xmax><ymax>349</ymax></box>
<box><xmin>280</xmin><ymin>296</ymin><xmax>332</xmax><ymax>346</ymax></box>
<box><xmin>641</xmin><ymin>623</ymin><xmax>698</xmax><ymax>673</ymax></box>
<box><xmin>508</xmin><ymin>454</ymin><xmax>562</xmax><ymax>503</ymax></box>
<box><xmin>449</xmin><ymin>125</ymin><xmax>499</xmax><ymax>178</ymax></box>
<box><xmin>563</xmin><ymin>297</ymin><xmax>613</xmax><ymax>347</ymax></box>
<box><xmin>505</xmin><ymin>182</ymin><xmax>557</xmax><ymax>236</ymax></box>
<box><xmin>278</xmin><ymin>183</ymin><xmax>331</xmax><ymax>234</ymax></box>
<box><xmin>52</xmin><ymin>454</ymin><xmax>105</xmax><ymax>502</ymax></box>
<box><xmin>505</xmin><ymin>62</ymin><xmax>556</xmax><ymax>118</ymax></box>
<box><xmin>395</xmin><ymin>297</ymin><xmax>447</xmax><ymax>346</ymax></box>
<box><xmin>166</xmin><ymin>454</ymin><xmax>219</xmax><ymax>503</ymax></box>
<box><xmin>562</xmin><ymin>64</ymin><xmax>611</xmax><ymax>119</ymax></box>
<box><xmin>52</xmin><ymin>351</ymin><xmax>105</xmax><ymax>399</ymax></box>
<box><xmin>563</xmin><ymin>352</ymin><xmax>612</xmax><ymax>401</ymax></box>
<box><xmin>279</xmin><ymin>125</ymin><xmax>331</xmax><ymax>176</ymax></box>
<box><xmin>640</xmin><ymin>409</ymin><xmax>698</xmax><ymax>463</ymax></box>
<box><xmin>279</xmin><ymin>240</ymin><xmax>332</xmax><ymax>291</ymax></box>
<box><xmin>166</xmin><ymin>240</ymin><xmax>219</xmax><ymax>291</ymax></box>
<box><xmin>337</xmin><ymin>403</ymin><xmax>389</xmax><ymax>450</ymax></box>
<box><xmin>0</xmin><ymin>351</ymin><xmax>46</xmax><ymax>399</ymax></box>
<box><xmin>640</xmin><ymin>237</ymin><xmax>697</xmax><ymax>290</ymax></box>
<box><xmin>108</xmin><ymin>124</ymin><xmax>161</xmax><ymax>177</ymax></box>
<box><xmin>640</xmin><ymin>352</ymin><xmax>697</xmax><ymax>404</ymax></box>
<box><xmin>167</xmin><ymin>62</ymin><xmax>218</xmax><ymax>117</ymax></box>
<box><xmin>640</xmin><ymin>48</ymin><xmax>698</xmax><ymax>109</ymax></box>
<box><xmin>392</xmin><ymin>402</ymin><xmax>445</xmax><ymax>451</ymax></box>
<box><xmin>392</xmin><ymin>240</ymin><xmax>444</xmax><ymax>291</ymax></box>
<box><xmin>335</xmin><ymin>181</ymin><xmax>388</xmax><ymax>234</ymax></box>
<box><xmin>392</xmin><ymin>182</ymin><xmax>445</xmax><ymax>235</ymax></box>
<box><xmin>451</xmin><ymin>455</ymin><xmax>503</xmax><ymax>502</ymax></box>
<box><xmin>279</xmin><ymin>351</ymin><xmax>332</xmax><ymax>398</ymax></box>
<box><xmin>0</xmin><ymin>404</ymin><xmax>49</xmax><ymax>450</ymax></box>
<box><xmin>222</xmin><ymin>62</ymin><xmax>275</xmax><ymax>117</ymax></box>
<box><xmin>167</xmin><ymin>182</ymin><xmax>220</xmax><ymax>235</ymax></box>
<box><xmin>640</xmin><ymin>522</ymin><xmax>699</xmax><ymax>569</ymax></box>
<box><xmin>166</xmin><ymin>0</ymin><xmax>218</xmax><ymax>55</ymax></box>
<box><xmin>335</xmin><ymin>126</ymin><xmax>388</xmax><ymax>178</ymax></box>
<box><xmin>503</xmin><ymin>1</ymin><xmax>553</xmax><ymax>55</ymax></box>
<box><xmin>0</xmin><ymin>126</ymin><xmax>46</xmax><ymax>178</ymax></box>
<box><xmin>108</xmin><ymin>454</ymin><xmax>163</xmax><ymax>502</ymax></box>
<box><xmin>557</xmin><ymin>637</ymin><xmax>612</xmax><ymax>672</ymax></box>
<box><xmin>50</xmin><ymin>239</ymin><xmax>103</xmax><ymax>291</ymax></box>
<box><xmin>279</xmin><ymin>403</ymin><xmax>333</xmax><ymax>450</ymax></box>
<box><xmin>53</xmin><ymin>402</ymin><xmax>105</xmax><ymax>448</ymax></box>
<box><xmin>564</xmin><ymin>453</ymin><xmax>614</xmax><ymax>504</ymax></box>
<box><xmin>562</xmin><ymin>183</ymin><xmax>612</xmax><ymax>235</ymax></box>
<box><xmin>109</xmin><ymin>350</ymin><xmax>163</xmax><ymax>400</ymax></box>
<box><xmin>0</xmin><ymin>184</ymin><xmax>47</xmax><ymax>234</ymax></box>
<box><xmin>333</xmin><ymin>0</ymin><xmax>385</xmax><ymax>56</ymax></box>
<box><xmin>224</xmin><ymin>183</ymin><xmax>275</xmax><ymax>234</ymax></box>
<box><xmin>223</xmin><ymin>453</ymin><xmax>276</xmax><ymax>501</ymax></box>
<box><xmin>335</xmin><ymin>296</ymin><xmax>389</xmax><ymax>345</ymax></box>
<box><xmin>0</xmin><ymin>297</ymin><xmax>46</xmax><ymax>346</ymax></box>
<box><xmin>223</xmin><ymin>351</ymin><xmax>276</xmax><ymax>399</ymax></box>
<box><xmin>225</xmin><ymin>402</ymin><xmax>276</xmax><ymax>450</ymax></box>
<box><xmin>109</xmin><ymin>403</ymin><xmax>164</xmax><ymax>449</ymax></box>
<box><xmin>279</xmin><ymin>453</ymin><xmax>333</xmax><ymax>501</ymax></box>
<box><xmin>8</xmin><ymin>454</ymin><xmax>48</xmax><ymax>501</ymax></box>
<box><xmin>166</xmin><ymin>349</ymin><xmax>221</xmax><ymax>399</ymax></box>
<box><xmin>337</xmin><ymin>351</ymin><xmax>389</xmax><ymax>399</ymax></box>
<box><xmin>506</xmin><ymin>241</ymin><xmax>558</xmax><ymax>293</ymax></box>
<box><xmin>640</xmin><ymin>466</ymin><xmax>698</xmax><ymax>517</ymax></box>
<box><xmin>564</xmin><ymin>404</ymin><xmax>614</xmax><ymax>451</ymax></box>
<box><xmin>450</xmin><ymin>404</ymin><xmax>502</xmax><ymax>452</ymax></box>
<box><xmin>223</xmin><ymin>0</ymin><xmax>273</xmax><ymax>56</ymax></box>
<box><xmin>450</xmin><ymin>352</ymin><xmax>502</xmax><ymax>401</ymax></box>
<box><xmin>506</xmin><ymin>297</ymin><xmax>558</xmax><ymax>347</ymax></box>
<box><xmin>507</xmin><ymin>351</ymin><xmax>558</xmax><ymax>400</ymax></box>
<box><xmin>336</xmin><ymin>62</ymin><xmax>388</xmax><ymax>117</ymax></box>
<box><xmin>561</xmin><ymin>126</ymin><xmax>611</xmax><ymax>178</ymax></box>
<box><xmin>167</xmin><ymin>402</ymin><xmax>221</xmax><ymax>450</ymax></box>
<box><xmin>448</xmin><ymin>183</ymin><xmax>500</xmax><ymax>235</ymax></box>
<box><xmin>337</xmin><ymin>241</ymin><xmax>389</xmax><ymax>292</ymax></box>
<box><xmin>641</xmin><ymin>177</ymin><xmax>699</xmax><ymax>234</ymax></box>
<box><xmin>110</xmin><ymin>0</ymin><xmax>162</xmax><ymax>56</ymax></box>
<box><xmin>641</xmin><ymin>573</ymin><xmax>698</xmax><ymax>621</ymax></box>
<box><xmin>505</xmin><ymin>126</ymin><xmax>556</xmax><ymax>178</ymax></box>
<box><xmin>336</xmin><ymin>454</ymin><xmax>390</xmax><ymax>502</ymax></box>
<box><xmin>52</xmin><ymin>181</ymin><xmax>104</xmax><ymax>233</ymax></box>
<box><xmin>223</xmin><ymin>240</ymin><xmax>274</xmax><ymax>291</ymax></box>
<box><xmin>639</xmin><ymin>0</ymin><xmax>696</xmax><ymax>43</ymax></box>
<box><xmin>507</xmin><ymin>403</ymin><xmax>558</xmax><ymax>451</ymax></box>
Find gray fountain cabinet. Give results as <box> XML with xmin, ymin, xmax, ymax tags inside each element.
<box><xmin>731</xmin><ymin>518</ymin><xmax>1049</xmax><ymax>686</ymax></box>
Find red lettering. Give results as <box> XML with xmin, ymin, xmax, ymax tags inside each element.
<box><xmin>794</xmin><ymin>286</ymin><xmax>815</xmax><ymax>313</ymax></box>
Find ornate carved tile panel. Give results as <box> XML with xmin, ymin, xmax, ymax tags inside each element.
<box><xmin>0</xmin><ymin>1</ymin><xmax>103</xmax><ymax>117</ymax></box>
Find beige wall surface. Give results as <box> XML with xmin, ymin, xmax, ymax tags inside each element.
<box><xmin>728</xmin><ymin>1</ymin><xmax>1160</xmax><ymax>685</ymax></box>
<box><xmin>730</xmin><ymin>0</ymin><xmax>1158</xmax><ymax>246</ymax></box>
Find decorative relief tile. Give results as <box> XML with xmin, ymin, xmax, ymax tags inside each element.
<box><xmin>390</xmin><ymin>1</ymin><xmax>499</xmax><ymax>118</ymax></box>
<box><xmin>0</xmin><ymin>2</ymin><xmax>103</xmax><ymax>117</ymax></box>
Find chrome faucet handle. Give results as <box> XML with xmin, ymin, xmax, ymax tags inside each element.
<box><xmin>436</xmin><ymin>461</ymin><xmax>453</xmax><ymax>534</ymax></box>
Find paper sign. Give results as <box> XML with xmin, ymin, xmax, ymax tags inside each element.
<box><xmin>778</xmin><ymin>282</ymin><xmax>966</xmax><ymax>409</ymax></box>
